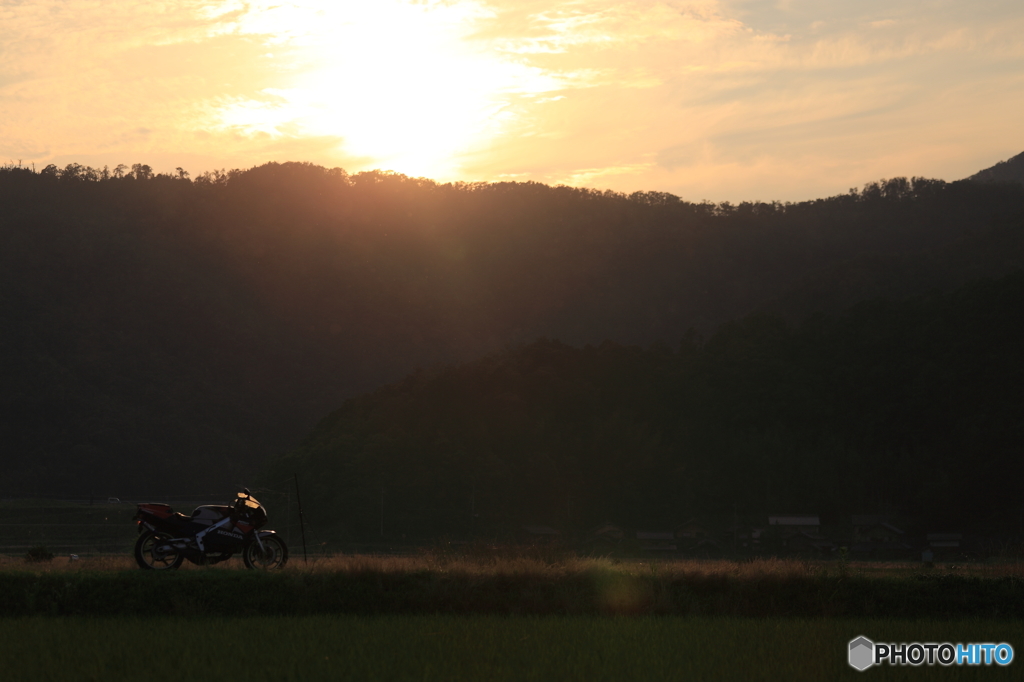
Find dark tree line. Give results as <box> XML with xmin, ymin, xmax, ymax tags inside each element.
<box><xmin>1</xmin><ymin>160</ymin><xmax>1023</xmax><ymax>497</ymax></box>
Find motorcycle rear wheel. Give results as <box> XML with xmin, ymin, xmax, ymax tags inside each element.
<box><xmin>135</xmin><ymin>530</ymin><xmax>185</xmax><ymax>570</ymax></box>
<box><xmin>243</xmin><ymin>535</ymin><xmax>288</xmax><ymax>570</ymax></box>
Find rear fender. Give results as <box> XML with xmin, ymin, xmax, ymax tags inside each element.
<box><xmin>135</xmin><ymin>503</ymin><xmax>174</xmax><ymax>520</ymax></box>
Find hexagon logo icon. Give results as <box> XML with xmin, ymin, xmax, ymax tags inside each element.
<box><xmin>849</xmin><ymin>636</ymin><xmax>875</xmax><ymax>671</ymax></box>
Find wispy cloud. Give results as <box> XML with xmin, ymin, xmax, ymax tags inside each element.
<box><xmin>2</xmin><ymin>0</ymin><xmax>1023</xmax><ymax>199</ymax></box>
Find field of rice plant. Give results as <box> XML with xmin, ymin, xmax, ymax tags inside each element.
<box><xmin>1</xmin><ymin>614</ymin><xmax>1020</xmax><ymax>682</ymax></box>
<box><xmin>2</xmin><ymin>553</ymin><xmax>1021</xmax><ymax>679</ymax></box>
<box><xmin>5</xmin><ymin>550</ymin><xmax>1024</xmax><ymax>578</ymax></box>
<box><xmin>3</xmin><ymin>553</ymin><xmax>1023</xmax><ymax>618</ymax></box>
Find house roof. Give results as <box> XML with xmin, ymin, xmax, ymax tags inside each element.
<box><xmin>856</xmin><ymin>521</ymin><xmax>905</xmax><ymax>534</ymax></box>
<box><xmin>787</xmin><ymin>531</ymin><xmax>834</xmax><ymax>548</ymax></box>
<box><xmin>927</xmin><ymin>533</ymin><xmax>963</xmax><ymax>541</ymax></box>
<box><xmin>796</xmin><ymin>530</ymin><xmax>828</xmax><ymax>540</ymax></box>
<box><xmin>768</xmin><ymin>515</ymin><xmax>820</xmax><ymax>526</ymax></box>
<box><xmin>636</xmin><ymin>531</ymin><xmax>675</xmax><ymax>541</ymax></box>
<box><xmin>521</xmin><ymin>525</ymin><xmax>560</xmax><ymax>535</ymax></box>
<box><xmin>852</xmin><ymin>516</ymin><xmax>904</xmax><ymax>534</ymax></box>
<box><xmin>851</xmin><ymin>541</ymin><xmax>912</xmax><ymax>552</ymax></box>
<box><xmin>927</xmin><ymin>532</ymin><xmax>962</xmax><ymax>546</ymax></box>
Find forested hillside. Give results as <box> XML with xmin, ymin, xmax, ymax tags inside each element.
<box><xmin>261</xmin><ymin>271</ymin><xmax>1024</xmax><ymax>538</ymax></box>
<box><xmin>2</xmin><ymin>161</ymin><xmax>1023</xmax><ymax>496</ymax></box>
<box><xmin>967</xmin><ymin>150</ymin><xmax>1024</xmax><ymax>186</ymax></box>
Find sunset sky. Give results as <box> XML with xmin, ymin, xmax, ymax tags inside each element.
<box><xmin>2</xmin><ymin>0</ymin><xmax>1022</xmax><ymax>201</ymax></box>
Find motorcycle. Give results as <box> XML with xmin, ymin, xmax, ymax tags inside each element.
<box><xmin>133</xmin><ymin>489</ymin><xmax>288</xmax><ymax>570</ymax></box>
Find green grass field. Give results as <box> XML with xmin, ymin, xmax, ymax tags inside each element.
<box><xmin>0</xmin><ymin>615</ymin><xmax>1020</xmax><ymax>681</ymax></box>
<box><xmin>2</xmin><ymin>554</ymin><xmax>1023</xmax><ymax>620</ymax></box>
<box><xmin>2</xmin><ymin>555</ymin><xmax>1022</xmax><ymax>680</ymax></box>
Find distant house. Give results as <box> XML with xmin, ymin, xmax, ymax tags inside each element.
<box><xmin>589</xmin><ymin>523</ymin><xmax>625</xmax><ymax>544</ymax></box>
<box><xmin>925</xmin><ymin>533</ymin><xmax>965</xmax><ymax>559</ymax></box>
<box><xmin>675</xmin><ymin>519</ymin><xmax>708</xmax><ymax>541</ymax></box>
<box><xmin>768</xmin><ymin>515</ymin><xmax>831</xmax><ymax>554</ymax></box>
<box><xmin>520</xmin><ymin>525</ymin><xmax>560</xmax><ymax>541</ymax></box>
<box><xmin>852</xmin><ymin>516</ymin><xmax>905</xmax><ymax>543</ymax></box>
<box><xmin>927</xmin><ymin>533</ymin><xmax>962</xmax><ymax>548</ymax></box>
<box><xmin>675</xmin><ymin>519</ymin><xmax>724</xmax><ymax>553</ymax></box>
<box><xmin>731</xmin><ymin>525</ymin><xmax>764</xmax><ymax>551</ymax></box>
<box><xmin>786</xmin><ymin>531</ymin><xmax>835</xmax><ymax>554</ymax></box>
<box><xmin>768</xmin><ymin>515</ymin><xmax>820</xmax><ymax>532</ymax></box>
<box><xmin>636</xmin><ymin>531</ymin><xmax>677</xmax><ymax>551</ymax></box>
<box><xmin>850</xmin><ymin>516</ymin><xmax>911</xmax><ymax>557</ymax></box>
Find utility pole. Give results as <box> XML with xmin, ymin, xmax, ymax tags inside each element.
<box><xmin>380</xmin><ymin>487</ymin><xmax>384</xmax><ymax>537</ymax></box>
<box><xmin>293</xmin><ymin>474</ymin><xmax>308</xmax><ymax>564</ymax></box>
<box><xmin>733</xmin><ymin>502</ymin><xmax>738</xmax><ymax>555</ymax></box>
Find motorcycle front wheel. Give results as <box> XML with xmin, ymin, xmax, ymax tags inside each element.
<box><xmin>243</xmin><ymin>535</ymin><xmax>288</xmax><ymax>570</ymax></box>
<box><xmin>134</xmin><ymin>531</ymin><xmax>184</xmax><ymax>571</ymax></box>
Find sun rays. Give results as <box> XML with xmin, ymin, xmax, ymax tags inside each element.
<box><xmin>217</xmin><ymin>1</ymin><xmax>569</xmax><ymax>178</ymax></box>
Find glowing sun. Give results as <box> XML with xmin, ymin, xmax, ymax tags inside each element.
<box><xmin>220</xmin><ymin>0</ymin><xmax>561</xmax><ymax>178</ymax></box>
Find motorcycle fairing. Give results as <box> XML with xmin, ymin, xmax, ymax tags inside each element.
<box><xmin>191</xmin><ymin>505</ymin><xmax>234</xmax><ymax>526</ymax></box>
<box><xmin>255</xmin><ymin>530</ymin><xmax>281</xmax><ymax>539</ymax></box>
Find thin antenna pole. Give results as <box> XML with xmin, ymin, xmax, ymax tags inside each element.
<box><xmin>294</xmin><ymin>473</ymin><xmax>308</xmax><ymax>564</ymax></box>
<box><xmin>734</xmin><ymin>502</ymin><xmax>738</xmax><ymax>556</ymax></box>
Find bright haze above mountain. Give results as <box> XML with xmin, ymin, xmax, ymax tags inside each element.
<box><xmin>2</xmin><ymin>0</ymin><xmax>1023</xmax><ymax>201</ymax></box>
